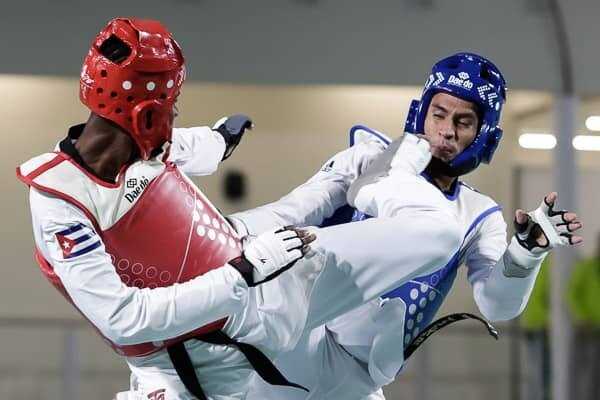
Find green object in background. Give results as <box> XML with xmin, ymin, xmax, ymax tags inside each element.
<box><xmin>520</xmin><ymin>258</ymin><xmax>550</xmax><ymax>330</ymax></box>
<box><xmin>567</xmin><ymin>256</ymin><xmax>600</xmax><ymax>328</ymax></box>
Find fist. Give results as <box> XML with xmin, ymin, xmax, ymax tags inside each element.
<box><xmin>213</xmin><ymin>114</ymin><xmax>253</xmax><ymax>160</ymax></box>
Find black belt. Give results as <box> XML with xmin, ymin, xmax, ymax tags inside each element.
<box><xmin>167</xmin><ymin>330</ymin><xmax>308</xmax><ymax>399</ymax></box>
<box><xmin>404</xmin><ymin>312</ymin><xmax>499</xmax><ymax>359</ymax></box>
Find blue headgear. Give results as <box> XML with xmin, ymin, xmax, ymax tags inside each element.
<box><xmin>404</xmin><ymin>52</ymin><xmax>507</xmax><ymax>176</ymax></box>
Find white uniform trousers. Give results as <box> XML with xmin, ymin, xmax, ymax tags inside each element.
<box><xmin>129</xmin><ymin>175</ymin><xmax>461</xmax><ymax>399</ymax></box>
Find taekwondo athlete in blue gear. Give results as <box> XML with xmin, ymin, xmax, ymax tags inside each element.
<box><xmin>357</xmin><ymin>51</ymin><xmax>508</xmax><ymax>355</ymax></box>
<box><xmin>241</xmin><ymin>52</ymin><xmax>584</xmax><ymax>400</ymax></box>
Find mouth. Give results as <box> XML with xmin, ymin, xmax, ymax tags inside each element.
<box><xmin>431</xmin><ymin>144</ymin><xmax>456</xmax><ymax>161</ymax></box>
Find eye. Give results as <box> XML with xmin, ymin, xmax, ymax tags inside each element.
<box><xmin>456</xmin><ymin>119</ymin><xmax>473</xmax><ymax>128</ymax></box>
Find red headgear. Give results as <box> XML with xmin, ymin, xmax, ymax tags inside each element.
<box><xmin>80</xmin><ymin>18</ymin><xmax>186</xmax><ymax>159</ymax></box>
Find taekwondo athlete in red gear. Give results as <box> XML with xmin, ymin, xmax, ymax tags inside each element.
<box><xmin>238</xmin><ymin>53</ymin><xmax>584</xmax><ymax>400</ymax></box>
<box><xmin>16</xmin><ymin>18</ymin><xmax>317</xmax><ymax>399</ymax></box>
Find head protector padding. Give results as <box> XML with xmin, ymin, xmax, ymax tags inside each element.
<box><xmin>405</xmin><ymin>52</ymin><xmax>507</xmax><ymax>176</ymax></box>
<box><xmin>80</xmin><ymin>18</ymin><xmax>186</xmax><ymax>159</ymax></box>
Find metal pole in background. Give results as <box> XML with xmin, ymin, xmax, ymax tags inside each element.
<box><xmin>547</xmin><ymin>1</ymin><xmax>577</xmax><ymax>399</ymax></box>
<box><xmin>63</xmin><ymin>328</ymin><xmax>81</xmax><ymax>400</ymax></box>
<box><xmin>511</xmin><ymin>167</ymin><xmax>524</xmax><ymax>400</ymax></box>
<box><xmin>552</xmin><ymin>95</ymin><xmax>577</xmax><ymax>400</ymax></box>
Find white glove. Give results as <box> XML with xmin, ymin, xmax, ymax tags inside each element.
<box><xmin>514</xmin><ymin>193</ymin><xmax>581</xmax><ymax>255</ymax></box>
<box><xmin>229</xmin><ymin>226</ymin><xmax>310</xmax><ymax>286</ymax></box>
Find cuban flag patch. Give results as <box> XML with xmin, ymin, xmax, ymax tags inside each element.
<box><xmin>55</xmin><ymin>223</ymin><xmax>102</xmax><ymax>259</ymax></box>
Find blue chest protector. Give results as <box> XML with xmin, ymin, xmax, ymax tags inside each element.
<box><xmin>320</xmin><ymin>125</ymin><xmax>461</xmax><ymax>349</ymax></box>
<box><xmin>321</xmin><ymin>204</ymin><xmax>461</xmax><ymax>349</ymax></box>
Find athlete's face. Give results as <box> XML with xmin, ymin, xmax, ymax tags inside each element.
<box><xmin>423</xmin><ymin>92</ymin><xmax>479</xmax><ymax>162</ymax></box>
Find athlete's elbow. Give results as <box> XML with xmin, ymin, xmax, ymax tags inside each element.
<box><xmin>101</xmin><ymin>328</ymin><xmax>130</xmax><ymax>346</ymax></box>
<box><xmin>102</xmin><ymin>319</ymin><xmax>155</xmax><ymax>346</ymax></box>
<box><xmin>101</xmin><ymin>317</ymin><xmax>144</xmax><ymax>346</ymax></box>
<box><xmin>92</xmin><ymin>316</ymin><xmax>135</xmax><ymax>345</ymax></box>
<box><xmin>102</xmin><ymin>298</ymin><xmax>156</xmax><ymax>346</ymax></box>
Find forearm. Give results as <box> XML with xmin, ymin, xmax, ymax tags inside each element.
<box><xmin>59</xmin><ymin>261</ymin><xmax>248</xmax><ymax>346</ymax></box>
<box><xmin>473</xmin><ymin>237</ymin><xmax>545</xmax><ymax>321</ymax></box>
<box><xmin>229</xmin><ymin>175</ymin><xmax>349</xmax><ymax>235</ymax></box>
<box><xmin>168</xmin><ymin>127</ymin><xmax>226</xmax><ymax>176</ymax></box>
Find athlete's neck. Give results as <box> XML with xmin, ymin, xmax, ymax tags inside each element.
<box><xmin>424</xmin><ymin>160</ymin><xmax>459</xmax><ymax>193</ymax></box>
<box><xmin>75</xmin><ymin>114</ymin><xmax>136</xmax><ymax>181</ymax></box>
<box><xmin>430</xmin><ymin>174</ymin><xmax>456</xmax><ymax>193</ymax></box>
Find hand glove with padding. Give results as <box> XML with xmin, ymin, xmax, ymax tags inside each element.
<box><xmin>514</xmin><ymin>194</ymin><xmax>579</xmax><ymax>255</ymax></box>
<box><xmin>229</xmin><ymin>226</ymin><xmax>311</xmax><ymax>286</ymax></box>
<box><xmin>213</xmin><ymin>114</ymin><xmax>253</xmax><ymax>160</ymax></box>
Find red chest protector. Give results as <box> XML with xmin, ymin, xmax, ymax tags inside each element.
<box><xmin>19</xmin><ymin>154</ymin><xmax>243</xmax><ymax>357</ymax></box>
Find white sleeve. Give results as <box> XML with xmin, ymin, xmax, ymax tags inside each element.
<box><xmin>167</xmin><ymin>127</ymin><xmax>226</xmax><ymax>176</ymax></box>
<box><xmin>30</xmin><ymin>188</ymin><xmax>248</xmax><ymax>346</ymax></box>
<box><xmin>227</xmin><ymin>141</ymin><xmax>385</xmax><ymax>235</ymax></box>
<box><xmin>466</xmin><ymin>212</ymin><xmax>546</xmax><ymax>321</ymax></box>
